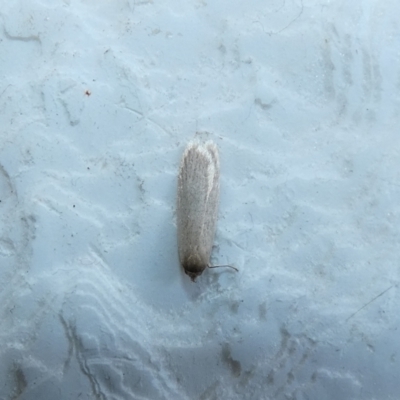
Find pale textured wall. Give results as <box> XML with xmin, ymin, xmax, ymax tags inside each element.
<box><xmin>0</xmin><ymin>1</ymin><xmax>399</xmax><ymax>399</ymax></box>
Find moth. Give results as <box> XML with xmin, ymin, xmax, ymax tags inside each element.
<box><xmin>177</xmin><ymin>139</ymin><xmax>237</xmax><ymax>281</ymax></box>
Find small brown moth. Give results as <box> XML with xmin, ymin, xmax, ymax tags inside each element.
<box><xmin>177</xmin><ymin>140</ymin><xmax>238</xmax><ymax>281</ymax></box>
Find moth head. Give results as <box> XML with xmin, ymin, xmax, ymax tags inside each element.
<box><xmin>182</xmin><ymin>254</ymin><xmax>207</xmax><ymax>282</ymax></box>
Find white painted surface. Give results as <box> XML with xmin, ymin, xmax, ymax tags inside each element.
<box><xmin>0</xmin><ymin>1</ymin><xmax>399</xmax><ymax>399</ymax></box>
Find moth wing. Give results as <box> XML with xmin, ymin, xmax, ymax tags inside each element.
<box><xmin>177</xmin><ymin>141</ymin><xmax>220</xmax><ymax>267</ymax></box>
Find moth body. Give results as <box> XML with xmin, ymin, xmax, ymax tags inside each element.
<box><xmin>177</xmin><ymin>140</ymin><xmax>220</xmax><ymax>281</ymax></box>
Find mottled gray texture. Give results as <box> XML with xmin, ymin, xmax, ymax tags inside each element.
<box><xmin>177</xmin><ymin>140</ymin><xmax>220</xmax><ymax>281</ymax></box>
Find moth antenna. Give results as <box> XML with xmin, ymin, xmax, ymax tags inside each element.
<box><xmin>208</xmin><ymin>264</ymin><xmax>238</xmax><ymax>272</ymax></box>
